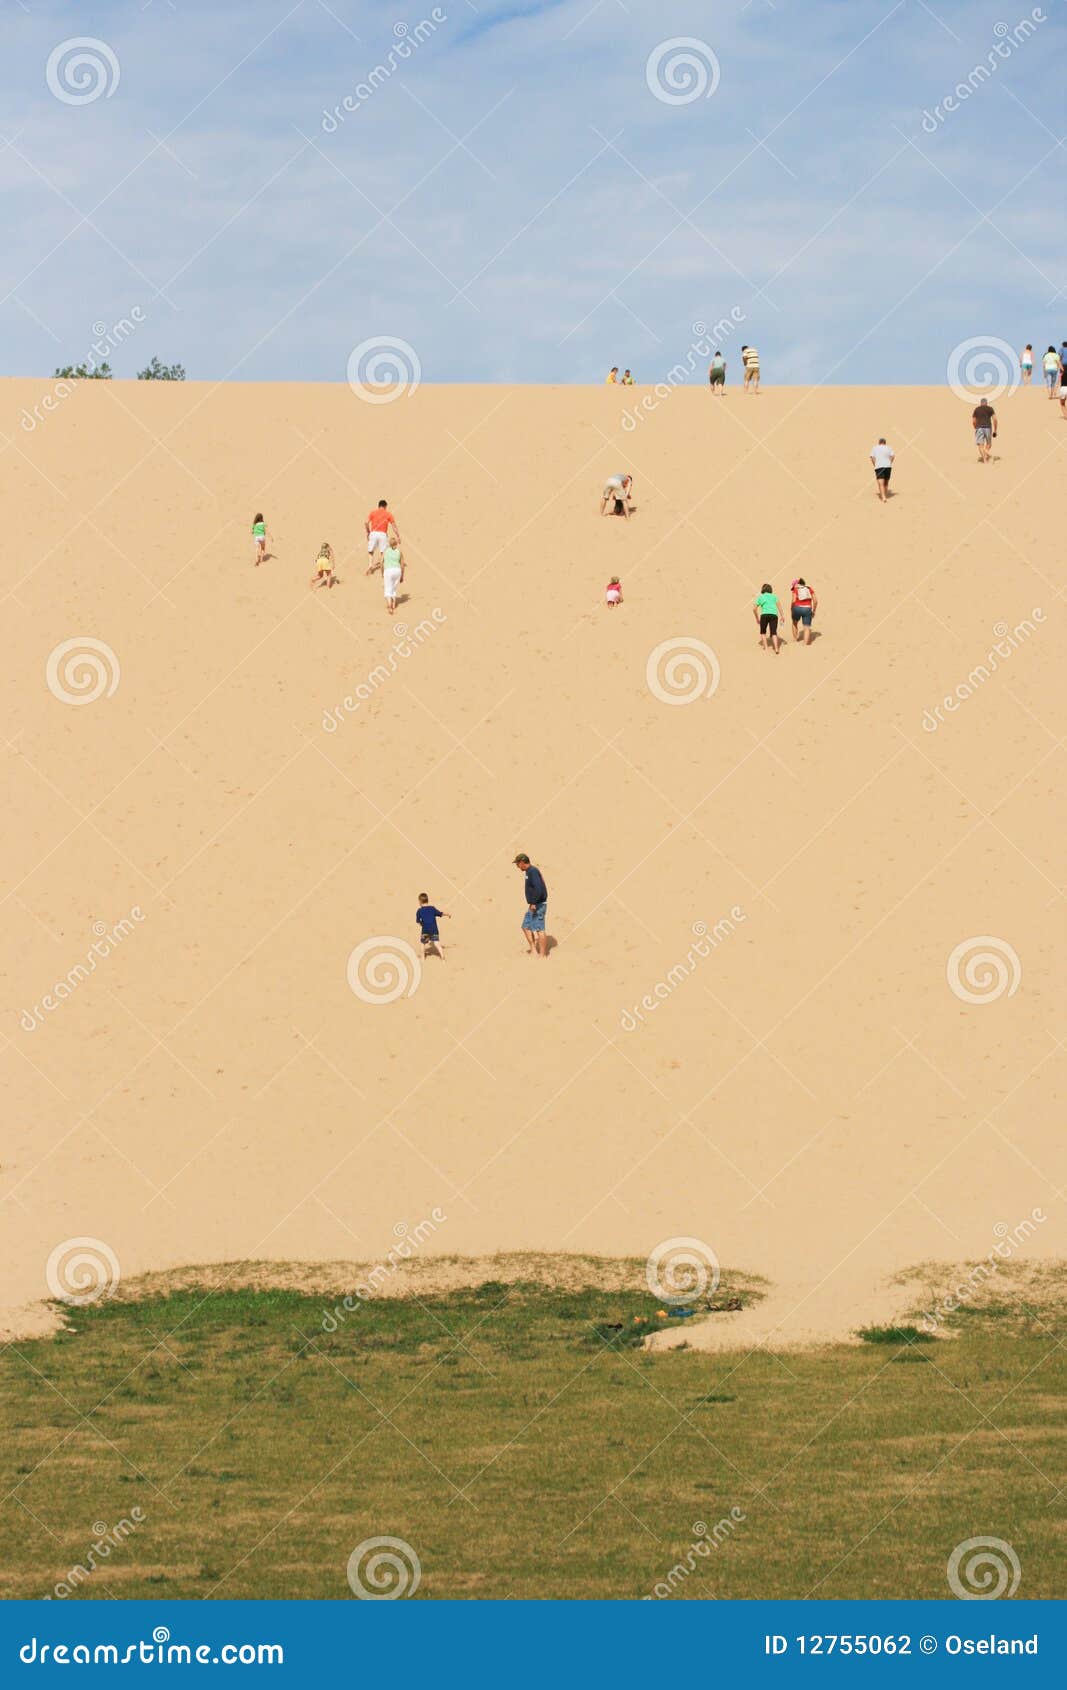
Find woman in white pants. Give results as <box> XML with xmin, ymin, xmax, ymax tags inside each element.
<box><xmin>382</xmin><ymin>540</ymin><xmax>404</xmax><ymax>613</ymax></box>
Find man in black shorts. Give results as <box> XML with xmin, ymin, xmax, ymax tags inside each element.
<box><xmin>972</xmin><ymin>400</ymin><xmax>996</xmax><ymax>463</ymax></box>
<box><xmin>869</xmin><ymin>437</ymin><xmax>895</xmax><ymax>502</ymax></box>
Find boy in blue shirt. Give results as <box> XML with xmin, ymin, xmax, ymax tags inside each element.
<box><xmin>415</xmin><ymin>893</ymin><xmax>449</xmax><ymax>956</ymax></box>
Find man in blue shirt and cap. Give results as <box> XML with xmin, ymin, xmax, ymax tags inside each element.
<box><xmin>514</xmin><ymin>853</ymin><xmax>548</xmax><ymax>957</ymax></box>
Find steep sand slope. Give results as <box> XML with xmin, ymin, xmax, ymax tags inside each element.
<box><xmin>2</xmin><ymin>379</ymin><xmax>1062</xmax><ymax>1341</ymax></box>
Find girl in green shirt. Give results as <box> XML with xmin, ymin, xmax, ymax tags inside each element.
<box><xmin>251</xmin><ymin>512</ymin><xmax>269</xmax><ymax>566</ymax></box>
<box><xmin>753</xmin><ymin>583</ymin><xmax>783</xmax><ymax>653</ymax></box>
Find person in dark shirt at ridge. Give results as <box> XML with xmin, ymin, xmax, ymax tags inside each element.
<box><xmin>513</xmin><ymin>853</ymin><xmax>549</xmax><ymax>957</ymax></box>
<box><xmin>972</xmin><ymin>399</ymin><xmax>997</xmax><ymax>464</ymax></box>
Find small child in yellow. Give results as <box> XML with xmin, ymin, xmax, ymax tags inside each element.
<box><xmin>309</xmin><ymin>541</ymin><xmax>336</xmax><ymax>590</ymax></box>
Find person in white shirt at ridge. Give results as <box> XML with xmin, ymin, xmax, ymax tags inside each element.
<box><xmin>870</xmin><ymin>437</ymin><xmax>895</xmax><ymax>503</ymax></box>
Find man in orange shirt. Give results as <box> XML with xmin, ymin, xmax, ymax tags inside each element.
<box><xmin>365</xmin><ymin>498</ymin><xmax>399</xmax><ymax>572</ymax></box>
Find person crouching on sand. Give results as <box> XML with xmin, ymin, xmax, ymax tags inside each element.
<box><xmin>605</xmin><ymin>576</ymin><xmax>623</xmax><ymax>607</ymax></box>
<box><xmin>753</xmin><ymin>583</ymin><xmax>783</xmax><ymax>652</ymax></box>
<box><xmin>310</xmin><ymin>541</ymin><xmax>336</xmax><ymax>590</ymax></box>
<box><xmin>601</xmin><ymin>473</ymin><xmax>633</xmax><ymax>518</ymax></box>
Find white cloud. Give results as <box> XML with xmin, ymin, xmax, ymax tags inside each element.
<box><xmin>2</xmin><ymin>0</ymin><xmax>1064</xmax><ymax>383</ymax></box>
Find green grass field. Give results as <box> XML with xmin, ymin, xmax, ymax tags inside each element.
<box><xmin>1</xmin><ymin>1275</ymin><xmax>1062</xmax><ymax>1600</ymax></box>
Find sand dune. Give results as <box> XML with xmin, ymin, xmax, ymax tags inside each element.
<box><xmin>2</xmin><ymin>378</ymin><xmax>1062</xmax><ymax>1343</ymax></box>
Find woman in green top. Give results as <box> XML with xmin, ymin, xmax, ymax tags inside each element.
<box><xmin>1042</xmin><ymin>347</ymin><xmax>1059</xmax><ymax>397</ymax></box>
<box><xmin>753</xmin><ymin>583</ymin><xmax>784</xmax><ymax>652</ymax></box>
<box><xmin>251</xmin><ymin>512</ymin><xmax>269</xmax><ymax>566</ymax></box>
<box><xmin>382</xmin><ymin>541</ymin><xmax>404</xmax><ymax>614</ymax></box>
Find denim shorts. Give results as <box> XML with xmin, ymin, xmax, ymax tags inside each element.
<box><xmin>791</xmin><ymin>605</ymin><xmax>813</xmax><ymax>626</ymax></box>
<box><xmin>522</xmin><ymin>901</ymin><xmax>547</xmax><ymax>933</ymax></box>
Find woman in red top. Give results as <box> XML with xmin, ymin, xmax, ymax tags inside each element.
<box><xmin>790</xmin><ymin>578</ymin><xmax>817</xmax><ymax>645</ymax></box>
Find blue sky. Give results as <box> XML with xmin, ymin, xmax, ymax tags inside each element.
<box><xmin>2</xmin><ymin>0</ymin><xmax>1064</xmax><ymax>383</ymax></box>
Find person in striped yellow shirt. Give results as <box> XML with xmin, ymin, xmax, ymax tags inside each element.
<box><xmin>741</xmin><ymin>345</ymin><xmax>760</xmax><ymax>392</ymax></box>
